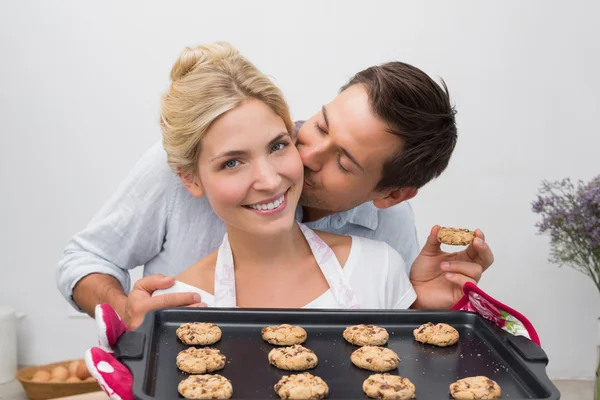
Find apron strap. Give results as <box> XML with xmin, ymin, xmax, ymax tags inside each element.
<box><xmin>213</xmin><ymin>223</ymin><xmax>360</xmax><ymax>309</ymax></box>
<box><xmin>297</xmin><ymin>223</ymin><xmax>361</xmax><ymax>309</ymax></box>
<box><xmin>213</xmin><ymin>233</ymin><xmax>237</xmax><ymax>307</ymax></box>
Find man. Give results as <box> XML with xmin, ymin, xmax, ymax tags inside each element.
<box><xmin>57</xmin><ymin>60</ymin><xmax>493</xmax><ymax>329</ymax></box>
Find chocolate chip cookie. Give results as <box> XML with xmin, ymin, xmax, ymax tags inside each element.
<box><xmin>363</xmin><ymin>373</ymin><xmax>416</xmax><ymax>399</ymax></box>
<box><xmin>350</xmin><ymin>345</ymin><xmax>400</xmax><ymax>372</ymax></box>
<box><xmin>268</xmin><ymin>344</ymin><xmax>318</xmax><ymax>371</ymax></box>
<box><xmin>274</xmin><ymin>372</ymin><xmax>329</xmax><ymax>400</ymax></box>
<box><xmin>178</xmin><ymin>374</ymin><xmax>233</xmax><ymax>399</ymax></box>
<box><xmin>437</xmin><ymin>227</ymin><xmax>475</xmax><ymax>246</ymax></box>
<box><xmin>176</xmin><ymin>322</ymin><xmax>222</xmax><ymax>345</ymax></box>
<box><xmin>414</xmin><ymin>322</ymin><xmax>459</xmax><ymax>347</ymax></box>
<box><xmin>450</xmin><ymin>376</ymin><xmax>501</xmax><ymax>399</ymax></box>
<box><xmin>262</xmin><ymin>324</ymin><xmax>307</xmax><ymax>346</ymax></box>
<box><xmin>176</xmin><ymin>347</ymin><xmax>226</xmax><ymax>374</ymax></box>
<box><xmin>343</xmin><ymin>324</ymin><xmax>389</xmax><ymax>346</ymax></box>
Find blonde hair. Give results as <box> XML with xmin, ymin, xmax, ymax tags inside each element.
<box><xmin>160</xmin><ymin>42</ymin><xmax>294</xmax><ymax>177</ymax></box>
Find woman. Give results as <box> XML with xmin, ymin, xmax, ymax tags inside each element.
<box><xmin>153</xmin><ymin>41</ymin><xmax>415</xmax><ymax>309</ymax></box>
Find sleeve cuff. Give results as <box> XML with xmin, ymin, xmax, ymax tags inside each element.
<box><xmin>59</xmin><ymin>264</ymin><xmax>131</xmax><ymax>313</ymax></box>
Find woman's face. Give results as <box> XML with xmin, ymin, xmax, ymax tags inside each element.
<box><xmin>195</xmin><ymin>98</ymin><xmax>303</xmax><ymax>236</ymax></box>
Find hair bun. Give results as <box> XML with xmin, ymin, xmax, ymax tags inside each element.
<box><xmin>169</xmin><ymin>41</ymin><xmax>239</xmax><ymax>82</ymax></box>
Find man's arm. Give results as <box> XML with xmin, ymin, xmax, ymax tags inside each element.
<box><xmin>56</xmin><ymin>142</ymin><xmax>174</xmax><ymax>316</ymax></box>
<box><xmin>73</xmin><ymin>272</ymin><xmax>204</xmax><ymax>328</ymax></box>
<box><xmin>72</xmin><ymin>274</ymin><xmax>128</xmax><ymax>318</ymax></box>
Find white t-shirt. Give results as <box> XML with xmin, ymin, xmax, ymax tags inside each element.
<box><xmin>154</xmin><ymin>235</ymin><xmax>416</xmax><ymax>310</ymax></box>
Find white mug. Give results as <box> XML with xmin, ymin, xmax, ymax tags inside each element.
<box><xmin>0</xmin><ymin>306</ymin><xmax>25</xmax><ymax>384</ymax></box>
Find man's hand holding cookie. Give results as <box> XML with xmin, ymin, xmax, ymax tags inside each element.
<box><xmin>409</xmin><ymin>225</ymin><xmax>494</xmax><ymax>310</ymax></box>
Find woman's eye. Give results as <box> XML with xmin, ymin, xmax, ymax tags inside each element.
<box><xmin>222</xmin><ymin>159</ymin><xmax>240</xmax><ymax>169</ymax></box>
<box><xmin>271</xmin><ymin>142</ymin><xmax>286</xmax><ymax>152</ymax></box>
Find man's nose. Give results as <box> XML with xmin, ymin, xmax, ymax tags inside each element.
<box><xmin>299</xmin><ymin>140</ymin><xmax>328</xmax><ymax>172</ymax></box>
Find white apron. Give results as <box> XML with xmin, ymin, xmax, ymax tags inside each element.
<box><xmin>212</xmin><ymin>223</ymin><xmax>360</xmax><ymax>309</ymax></box>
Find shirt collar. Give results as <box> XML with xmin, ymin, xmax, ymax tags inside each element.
<box><xmin>348</xmin><ymin>202</ymin><xmax>379</xmax><ymax>230</ymax></box>
<box><xmin>295</xmin><ymin>202</ymin><xmax>379</xmax><ymax>231</ymax></box>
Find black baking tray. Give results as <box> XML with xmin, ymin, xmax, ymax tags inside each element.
<box><xmin>114</xmin><ymin>308</ymin><xmax>560</xmax><ymax>399</ymax></box>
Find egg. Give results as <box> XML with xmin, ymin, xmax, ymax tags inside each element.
<box><xmin>31</xmin><ymin>370</ymin><xmax>51</xmax><ymax>383</ymax></box>
<box><xmin>75</xmin><ymin>362</ymin><xmax>91</xmax><ymax>380</ymax></box>
<box><xmin>68</xmin><ymin>360</ymin><xmax>80</xmax><ymax>377</ymax></box>
<box><xmin>85</xmin><ymin>376</ymin><xmax>96</xmax><ymax>382</ymax></box>
<box><xmin>51</xmin><ymin>366</ymin><xmax>69</xmax><ymax>381</ymax></box>
<box><xmin>65</xmin><ymin>375</ymin><xmax>81</xmax><ymax>383</ymax></box>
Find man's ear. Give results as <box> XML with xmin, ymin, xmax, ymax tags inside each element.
<box><xmin>179</xmin><ymin>172</ymin><xmax>204</xmax><ymax>198</ymax></box>
<box><xmin>372</xmin><ymin>187</ymin><xmax>418</xmax><ymax>209</ymax></box>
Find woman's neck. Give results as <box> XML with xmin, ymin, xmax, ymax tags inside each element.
<box><xmin>225</xmin><ymin>222</ymin><xmax>311</xmax><ymax>270</ymax></box>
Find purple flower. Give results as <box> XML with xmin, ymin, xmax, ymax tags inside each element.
<box><xmin>532</xmin><ymin>175</ymin><xmax>600</xmax><ymax>295</ymax></box>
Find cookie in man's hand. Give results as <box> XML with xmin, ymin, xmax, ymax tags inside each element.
<box><xmin>437</xmin><ymin>227</ymin><xmax>475</xmax><ymax>246</ymax></box>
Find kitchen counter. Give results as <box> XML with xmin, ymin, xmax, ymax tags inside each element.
<box><xmin>2</xmin><ymin>377</ymin><xmax>594</xmax><ymax>399</ymax></box>
<box><xmin>0</xmin><ymin>379</ymin><xmax>107</xmax><ymax>400</ymax></box>
<box><xmin>0</xmin><ymin>379</ymin><xmax>28</xmax><ymax>400</ymax></box>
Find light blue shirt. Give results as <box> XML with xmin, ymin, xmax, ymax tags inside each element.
<box><xmin>56</xmin><ymin>141</ymin><xmax>420</xmax><ymax>311</ymax></box>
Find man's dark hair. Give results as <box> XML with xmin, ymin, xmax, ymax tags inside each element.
<box><xmin>341</xmin><ymin>61</ymin><xmax>457</xmax><ymax>191</ymax></box>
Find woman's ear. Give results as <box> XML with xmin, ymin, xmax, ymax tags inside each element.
<box><xmin>179</xmin><ymin>171</ymin><xmax>204</xmax><ymax>198</ymax></box>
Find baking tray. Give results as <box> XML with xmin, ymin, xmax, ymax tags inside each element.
<box><xmin>114</xmin><ymin>308</ymin><xmax>560</xmax><ymax>399</ymax></box>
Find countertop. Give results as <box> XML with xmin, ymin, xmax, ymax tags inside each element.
<box><xmin>0</xmin><ymin>379</ymin><xmax>107</xmax><ymax>400</ymax></box>
<box><xmin>2</xmin><ymin>377</ymin><xmax>595</xmax><ymax>399</ymax></box>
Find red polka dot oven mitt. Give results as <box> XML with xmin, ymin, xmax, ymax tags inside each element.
<box><xmin>452</xmin><ymin>281</ymin><xmax>540</xmax><ymax>346</ymax></box>
<box><xmin>84</xmin><ymin>304</ymin><xmax>134</xmax><ymax>400</ymax></box>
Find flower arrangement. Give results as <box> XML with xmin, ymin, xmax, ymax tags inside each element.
<box><xmin>532</xmin><ymin>174</ymin><xmax>600</xmax><ymax>398</ymax></box>
<box><xmin>532</xmin><ymin>175</ymin><xmax>600</xmax><ymax>295</ymax></box>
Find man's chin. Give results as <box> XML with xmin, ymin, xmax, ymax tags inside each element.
<box><xmin>298</xmin><ymin>195</ymin><xmax>322</xmax><ymax>209</ymax></box>
<box><xmin>299</xmin><ymin>193</ymin><xmax>339</xmax><ymax>211</ymax></box>
<box><xmin>297</xmin><ymin>197</ymin><xmax>337</xmax><ymax>222</ymax></box>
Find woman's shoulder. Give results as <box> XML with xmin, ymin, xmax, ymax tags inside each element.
<box><xmin>318</xmin><ymin>230</ymin><xmax>406</xmax><ymax>269</ymax></box>
<box><xmin>176</xmin><ymin>249</ymin><xmax>218</xmax><ymax>293</ymax></box>
<box><xmin>350</xmin><ymin>235</ymin><xmax>407</xmax><ymax>266</ymax></box>
<box><xmin>313</xmin><ymin>230</ymin><xmax>352</xmax><ymax>267</ymax></box>
<box><xmin>314</xmin><ymin>229</ymin><xmax>352</xmax><ymax>247</ymax></box>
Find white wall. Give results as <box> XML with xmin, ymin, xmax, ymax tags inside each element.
<box><xmin>1</xmin><ymin>0</ymin><xmax>598</xmax><ymax>380</ymax></box>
